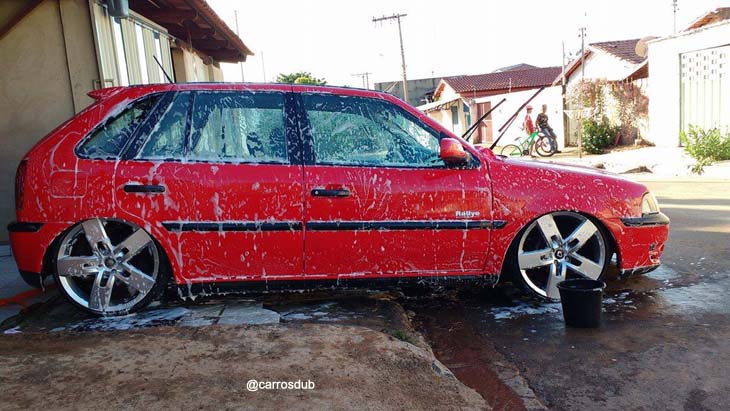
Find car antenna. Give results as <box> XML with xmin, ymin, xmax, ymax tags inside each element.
<box><xmin>489</xmin><ymin>87</ymin><xmax>545</xmax><ymax>150</ymax></box>
<box><xmin>462</xmin><ymin>98</ymin><xmax>506</xmax><ymax>142</ymax></box>
<box><xmin>153</xmin><ymin>55</ymin><xmax>173</xmax><ymax>84</ymax></box>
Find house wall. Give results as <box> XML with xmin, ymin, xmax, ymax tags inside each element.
<box><xmin>474</xmin><ymin>86</ymin><xmax>566</xmax><ymax>149</ymax></box>
<box><xmin>0</xmin><ymin>0</ymin><xmax>99</xmax><ymax>243</ymax></box>
<box><xmin>172</xmin><ymin>46</ymin><xmax>223</xmax><ymax>82</ymax></box>
<box><xmin>565</xmin><ymin>48</ymin><xmax>639</xmax><ymax>88</ymax></box>
<box><xmin>647</xmin><ymin>21</ymin><xmax>730</xmax><ymax>147</ymax></box>
<box><xmin>375</xmin><ymin>77</ymin><xmax>442</xmax><ymax>106</ymax></box>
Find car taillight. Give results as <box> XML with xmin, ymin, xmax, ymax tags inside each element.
<box><xmin>15</xmin><ymin>159</ymin><xmax>27</xmax><ymax>211</ymax></box>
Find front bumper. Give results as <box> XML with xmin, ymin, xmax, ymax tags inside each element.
<box><xmin>613</xmin><ymin>212</ymin><xmax>670</xmax><ymax>274</ymax></box>
<box><xmin>620</xmin><ymin>212</ymin><xmax>670</xmax><ymax>227</ymax></box>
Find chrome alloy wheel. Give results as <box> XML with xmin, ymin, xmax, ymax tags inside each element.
<box><xmin>517</xmin><ymin>212</ymin><xmax>607</xmax><ymax>300</ymax></box>
<box><xmin>56</xmin><ymin>218</ymin><xmax>159</xmax><ymax>315</ymax></box>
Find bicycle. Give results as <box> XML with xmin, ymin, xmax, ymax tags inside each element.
<box><xmin>500</xmin><ymin>130</ymin><xmax>556</xmax><ymax>157</ymax></box>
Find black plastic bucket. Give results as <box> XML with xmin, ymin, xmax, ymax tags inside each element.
<box><xmin>557</xmin><ymin>279</ymin><xmax>606</xmax><ymax>328</ymax></box>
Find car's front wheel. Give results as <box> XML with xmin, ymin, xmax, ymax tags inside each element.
<box><xmin>515</xmin><ymin>212</ymin><xmax>609</xmax><ymax>300</ymax></box>
<box><xmin>54</xmin><ymin>218</ymin><xmax>165</xmax><ymax>316</ymax></box>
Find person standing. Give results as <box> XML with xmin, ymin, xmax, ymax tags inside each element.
<box><xmin>536</xmin><ymin>104</ymin><xmax>561</xmax><ymax>153</ymax></box>
<box><xmin>523</xmin><ymin>105</ymin><xmax>535</xmax><ymax>135</ymax></box>
<box><xmin>522</xmin><ymin>105</ymin><xmax>536</xmax><ymax>156</ymax></box>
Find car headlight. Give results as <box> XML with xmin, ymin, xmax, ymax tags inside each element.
<box><xmin>641</xmin><ymin>192</ymin><xmax>660</xmax><ymax>215</ymax></box>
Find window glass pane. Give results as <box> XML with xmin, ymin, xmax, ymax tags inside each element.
<box><xmin>112</xmin><ymin>18</ymin><xmax>129</xmax><ymax>86</ymax></box>
<box><xmin>135</xmin><ymin>24</ymin><xmax>149</xmax><ymax>84</ymax></box>
<box><xmin>139</xmin><ymin>93</ymin><xmax>190</xmax><ymax>159</ymax></box>
<box><xmin>78</xmin><ymin>95</ymin><xmax>160</xmax><ymax>158</ymax></box>
<box><xmin>303</xmin><ymin>94</ymin><xmax>442</xmax><ymax>167</ymax></box>
<box><xmin>189</xmin><ymin>92</ymin><xmax>288</xmax><ymax>162</ymax></box>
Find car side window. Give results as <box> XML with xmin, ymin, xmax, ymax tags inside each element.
<box><xmin>78</xmin><ymin>95</ymin><xmax>161</xmax><ymax>158</ymax></box>
<box><xmin>138</xmin><ymin>92</ymin><xmax>190</xmax><ymax>159</ymax></box>
<box><xmin>188</xmin><ymin>91</ymin><xmax>288</xmax><ymax>163</ymax></box>
<box><xmin>303</xmin><ymin>94</ymin><xmax>442</xmax><ymax>167</ymax></box>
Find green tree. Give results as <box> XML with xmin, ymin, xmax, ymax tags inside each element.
<box><xmin>276</xmin><ymin>71</ymin><xmax>327</xmax><ymax>85</ymax></box>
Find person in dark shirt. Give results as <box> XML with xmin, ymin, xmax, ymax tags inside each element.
<box><xmin>536</xmin><ymin>104</ymin><xmax>561</xmax><ymax>153</ymax></box>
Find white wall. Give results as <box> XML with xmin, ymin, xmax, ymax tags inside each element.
<box><xmin>647</xmin><ymin>21</ymin><xmax>730</xmax><ymax>147</ymax></box>
<box><xmin>473</xmin><ymin>86</ymin><xmax>565</xmax><ymax>148</ymax></box>
<box><xmin>565</xmin><ymin>48</ymin><xmax>640</xmax><ymax>88</ymax></box>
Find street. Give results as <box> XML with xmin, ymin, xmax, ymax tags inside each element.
<box><xmin>1</xmin><ymin>178</ymin><xmax>728</xmax><ymax>411</ymax></box>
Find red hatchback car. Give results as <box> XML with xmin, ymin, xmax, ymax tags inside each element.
<box><xmin>9</xmin><ymin>83</ymin><xmax>669</xmax><ymax>315</ymax></box>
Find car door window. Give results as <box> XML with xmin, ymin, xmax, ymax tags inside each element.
<box><xmin>138</xmin><ymin>92</ymin><xmax>190</xmax><ymax>159</ymax></box>
<box><xmin>188</xmin><ymin>92</ymin><xmax>288</xmax><ymax>163</ymax></box>
<box><xmin>303</xmin><ymin>94</ymin><xmax>442</xmax><ymax>167</ymax></box>
<box><xmin>77</xmin><ymin>94</ymin><xmax>161</xmax><ymax>158</ymax></box>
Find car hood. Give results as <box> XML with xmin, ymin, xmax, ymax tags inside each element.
<box><xmin>497</xmin><ymin>156</ymin><xmax>630</xmax><ymax>179</ymax></box>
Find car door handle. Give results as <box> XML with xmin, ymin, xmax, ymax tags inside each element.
<box><xmin>311</xmin><ymin>187</ymin><xmax>350</xmax><ymax>197</ymax></box>
<box><xmin>123</xmin><ymin>184</ymin><xmax>166</xmax><ymax>193</ymax></box>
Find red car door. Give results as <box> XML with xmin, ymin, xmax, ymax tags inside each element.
<box><xmin>299</xmin><ymin>92</ymin><xmax>493</xmax><ymax>279</ymax></box>
<box><xmin>114</xmin><ymin>87</ymin><xmax>304</xmax><ymax>284</ymax></box>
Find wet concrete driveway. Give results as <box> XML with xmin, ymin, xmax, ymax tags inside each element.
<box><xmin>2</xmin><ymin>179</ymin><xmax>729</xmax><ymax>411</ymax></box>
<box><xmin>406</xmin><ymin>180</ymin><xmax>730</xmax><ymax>411</ymax></box>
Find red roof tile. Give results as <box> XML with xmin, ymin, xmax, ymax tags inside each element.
<box><xmin>590</xmin><ymin>39</ymin><xmax>649</xmax><ymax>64</ymax></box>
<box><xmin>443</xmin><ymin>66</ymin><xmax>561</xmax><ymax>94</ymax></box>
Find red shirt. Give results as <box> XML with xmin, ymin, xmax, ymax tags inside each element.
<box><xmin>524</xmin><ymin>114</ymin><xmax>535</xmax><ymax>134</ymax></box>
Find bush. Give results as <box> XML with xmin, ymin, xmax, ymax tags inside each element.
<box><xmin>581</xmin><ymin>119</ymin><xmax>616</xmax><ymax>154</ymax></box>
<box><xmin>680</xmin><ymin>126</ymin><xmax>730</xmax><ymax>162</ymax></box>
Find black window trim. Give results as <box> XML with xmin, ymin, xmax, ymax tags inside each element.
<box><xmin>128</xmin><ymin>90</ymin><xmax>297</xmax><ymax>166</ymax></box>
<box><xmin>296</xmin><ymin>92</ymin><xmax>480</xmax><ymax>170</ymax></box>
<box><xmin>74</xmin><ymin>92</ymin><xmax>166</xmax><ymax>161</ymax></box>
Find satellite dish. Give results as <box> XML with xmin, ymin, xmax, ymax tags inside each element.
<box><xmin>635</xmin><ymin>37</ymin><xmax>653</xmax><ymax>58</ymax></box>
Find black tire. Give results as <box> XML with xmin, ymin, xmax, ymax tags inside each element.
<box><xmin>510</xmin><ymin>212</ymin><xmax>611</xmax><ymax>301</ymax></box>
<box><xmin>501</xmin><ymin>144</ymin><xmax>523</xmax><ymax>157</ymax></box>
<box><xmin>535</xmin><ymin>136</ymin><xmax>556</xmax><ymax>157</ymax></box>
<box><xmin>53</xmin><ymin>219</ymin><xmax>169</xmax><ymax>316</ymax></box>
<box><xmin>19</xmin><ymin>271</ymin><xmax>45</xmax><ymax>289</ymax></box>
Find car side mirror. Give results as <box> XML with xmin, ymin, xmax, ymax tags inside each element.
<box><xmin>439</xmin><ymin>137</ymin><xmax>468</xmax><ymax>165</ymax></box>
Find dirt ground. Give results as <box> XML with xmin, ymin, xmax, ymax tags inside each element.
<box><xmin>0</xmin><ymin>323</ymin><xmax>487</xmax><ymax>411</ymax></box>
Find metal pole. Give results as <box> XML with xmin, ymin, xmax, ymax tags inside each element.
<box><xmin>373</xmin><ymin>13</ymin><xmax>408</xmax><ymax>102</ymax></box>
<box><xmin>234</xmin><ymin>10</ymin><xmax>244</xmax><ymax>82</ymax></box>
<box><xmin>396</xmin><ymin>15</ymin><xmax>408</xmax><ymax>102</ymax></box>
<box><xmin>579</xmin><ymin>26</ymin><xmax>586</xmax><ymax>159</ymax></box>
<box><xmin>672</xmin><ymin>0</ymin><xmax>679</xmax><ymax>34</ymax></box>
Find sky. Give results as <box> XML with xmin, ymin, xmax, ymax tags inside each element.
<box><xmin>207</xmin><ymin>0</ymin><xmax>727</xmax><ymax>87</ymax></box>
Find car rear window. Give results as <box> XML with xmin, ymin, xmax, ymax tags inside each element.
<box><xmin>77</xmin><ymin>95</ymin><xmax>161</xmax><ymax>158</ymax></box>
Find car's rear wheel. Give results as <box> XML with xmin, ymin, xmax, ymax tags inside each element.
<box><xmin>515</xmin><ymin>212</ymin><xmax>608</xmax><ymax>300</ymax></box>
<box><xmin>54</xmin><ymin>218</ymin><xmax>164</xmax><ymax>316</ymax></box>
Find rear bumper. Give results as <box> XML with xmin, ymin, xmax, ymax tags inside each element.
<box><xmin>8</xmin><ymin>221</ymin><xmax>69</xmax><ymax>275</ymax></box>
<box><xmin>611</xmin><ymin>212</ymin><xmax>669</xmax><ymax>273</ymax></box>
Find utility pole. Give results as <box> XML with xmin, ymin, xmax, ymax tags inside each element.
<box><xmin>578</xmin><ymin>25</ymin><xmax>587</xmax><ymax>159</ymax></box>
<box><xmin>351</xmin><ymin>72</ymin><xmax>372</xmax><ymax>89</ymax></box>
<box><xmin>234</xmin><ymin>10</ymin><xmax>244</xmax><ymax>82</ymax></box>
<box><xmin>672</xmin><ymin>0</ymin><xmax>679</xmax><ymax>34</ymax></box>
<box><xmin>373</xmin><ymin>13</ymin><xmax>408</xmax><ymax>102</ymax></box>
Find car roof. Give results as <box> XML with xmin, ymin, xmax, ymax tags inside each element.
<box><xmin>93</xmin><ymin>82</ymin><xmax>396</xmax><ymax>101</ymax></box>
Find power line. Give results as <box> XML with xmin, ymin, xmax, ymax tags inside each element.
<box><xmin>372</xmin><ymin>13</ymin><xmax>408</xmax><ymax>102</ymax></box>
